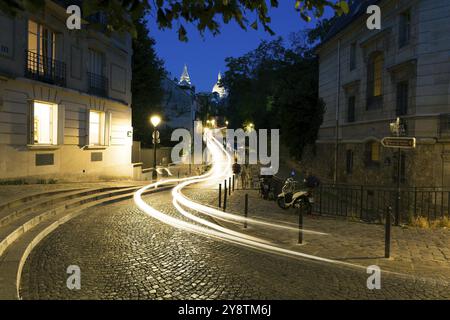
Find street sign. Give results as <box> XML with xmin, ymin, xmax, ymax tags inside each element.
<box><xmin>381</xmin><ymin>137</ymin><xmax>416</xmax><ymax>149</ymax></box>
<box><xmin>152</xmin><ymin>131</ymin><xmax>160</xmax><ymax>139</ymax></box>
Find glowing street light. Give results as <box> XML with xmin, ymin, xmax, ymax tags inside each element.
<box><xmin>151</xmin><ymin>115</ymin><xmax>161</xmax><ymax>128</ymax></box>
<box><xmin>150</xmin><ymin>115</ymin><xmax>162</xmax><ymax>180</ymax></box>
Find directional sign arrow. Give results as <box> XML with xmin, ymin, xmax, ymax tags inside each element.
<box><xmin>381</xmin><ymin>137</ymin><xmax>416</xmax><ymax>149</ymax></box>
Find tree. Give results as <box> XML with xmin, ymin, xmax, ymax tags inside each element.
<box><xmin>1</xmin><ymin>0</ymin><xmax>349</xmax><ymax>40</ymax></box>
<box><xmin>222</xmin><ymin>19</ymin><xmax>330</xmax><ymax>159</ymax></box>
<box><xmin>131</xmin><ymin>15</ymin><xmax>166</xmax><ymax>147</ymax></box>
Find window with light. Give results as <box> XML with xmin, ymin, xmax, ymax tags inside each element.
<box><xmin>33</xmin><ymin>102</ymin><xmax>57</xmax><ymax>145</ymax></box>
<box><xmin>89</xmin><ymin>110</ymin><xmax>105</xmax><ymax>145</ymax></box>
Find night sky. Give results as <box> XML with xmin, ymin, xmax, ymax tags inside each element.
<box><xmin>146</xmin><ymin>3</ymin><xmax>332</xmax><ymax>92</ymax></box>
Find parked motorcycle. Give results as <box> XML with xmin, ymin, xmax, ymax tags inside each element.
<box><xmin>277</xmin><ymin>177</ymin><xmax>314</xmax><ymax>211</ymax></box>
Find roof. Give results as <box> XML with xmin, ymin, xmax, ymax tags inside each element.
<box><xmin>322</xmin><ymin>0</ymin><xmax>381</xmax><ymax>44</ymax></box>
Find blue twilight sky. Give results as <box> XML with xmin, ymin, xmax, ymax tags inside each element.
<box><xmin>146</xmin><ymin>3</ymin><xmax>333</xmax><ymax>92</ymax></box>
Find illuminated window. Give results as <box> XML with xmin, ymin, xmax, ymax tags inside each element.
<box><xmin>89</xmin><ymin>110</ymin><xmax>105</xmax><ymax>145</ymax></box>
<box><xmin>373</xmin><ymin>54</ymin><xmax>383</xmax><ymax>97</ymax></box>
<box><xmin>33</xmin><ymin>102</ymin><xmax>57</xmax><ymax>145</ymax></box>
<box><xmin>371</xmin><ymin>142</ymin><xmax>380</xmax><ymax>162</ymax></box>
<box><xmin>365</xmin><ymin>141</ymin><xmax>381</xmax><ymax>167</ymax></box>
<box><xmin>367</xmin><ymin>52</ymin><xmax>383</xmax><ymax>109</ymax></box>
<box><xmin>28</xmin><ymin>20</ymin><xmax>56</xmax><ymax>72</ymax></box>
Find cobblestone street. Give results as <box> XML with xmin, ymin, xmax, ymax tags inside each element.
<box><xmin>20</xmin><ymin>189</ymin><xmax>450</xmax><ymax>300</ymax></box>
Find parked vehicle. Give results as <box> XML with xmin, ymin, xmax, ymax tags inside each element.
<box><xmin>277</xmin><ymin>177</ymin><xmax>314</xmax><ymax>211</ymax></box>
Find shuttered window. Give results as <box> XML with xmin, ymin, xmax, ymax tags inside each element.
<box><xmin>399</xmin><ymin>10</ymin><xmax>411</xmax><ymax>48</ymax></box>
<box><xmin>347</xmin><ymin>96</ymin><xmax>356</xmax><ymax>123</ymax></box>
<box><xmin>396</xmin><ymin>81</ymin><xmax>409</xmax><ymax>116</ymax></box>
<box><xmin>346</xmin><ymin>149</ymin><xmax>353</xmax><ymax>174</ymax></box>
<box><xmin>350</xmin><ymin>43</ymin><xmax>357</xmax><ymax>71</ymax></box>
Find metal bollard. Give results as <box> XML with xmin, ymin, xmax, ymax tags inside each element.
<box><xmin>218</xmin><ymin>183</ymin><xmax>222</xmax><ymax>208</ymax></box>
<box><xmin>385</xmin><ymin>206</ymin><xmax>392</xmax><ymax>258</ymax></box>
<box><xmin>244</xmin><ymin>193</ymin><xmax>248</xmax><ymax>229</ymax></box>
<box><xmin>223</xmin><ymin>188</ymin><xmax>227</xmax><ymax>212</ymax></box>
<box><xmin>229</xmin><ymin>177</ymin><xmax>231</xmax><ymax>196</ymax></box>
<box><xmin>232</xmin><ymin>175</ymin><xmax>235</xmax><ymax>192</ymax></box>
<box><xmin>298</xmin><ymin>205</ymin><xmax>303</xmax><ymax>244</ymax></box>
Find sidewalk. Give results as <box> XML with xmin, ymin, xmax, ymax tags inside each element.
<box><xmin>0</xmin><ymin>181</ymin><xmax>148</xmax><ymax>206</ymax></box>
<box><xmin>200</xmin><ymin>188</ymin><xmax>450</xmax><ymax>283</ymax></box>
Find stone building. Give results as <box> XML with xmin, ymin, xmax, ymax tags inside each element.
<box><xmin>0</xmin><ymin>1</ymin><xmax>133</xmax><ymax>181</ymax></box>
<box><xmin>302</xmin><ymin>0</ymin><xmax>450</xmax><ymax>187</ymax></box>
<box><xmin>161</xmin><ymin>65</ymin><xmax>198</xmax><ymax>137</ymax></box>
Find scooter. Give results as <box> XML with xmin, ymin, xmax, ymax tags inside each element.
<box><xmin>277</xmin><ymin>177</ymin><xmax>314</xmax><ymax>210</ymax></box>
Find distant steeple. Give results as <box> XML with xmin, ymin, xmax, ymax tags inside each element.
<box><xmin>212</xmin><ymin>71</ymin><xmax>228</xmax><ymax>99</ymax></box>
<box><xmin>178</xmin><ymin>64</ymin><xmax>192</xmax><ymax>88</ymax></box>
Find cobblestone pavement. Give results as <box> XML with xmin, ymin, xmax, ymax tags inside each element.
<box><xmin>216</xmin><ymin>189</ymin><xmax>450</xmax><ymax>284</ymax></box>
<box><xmin>21</xmin><ymin>189</ymin><xmax>450</xmax><ymax>299</ymax></box>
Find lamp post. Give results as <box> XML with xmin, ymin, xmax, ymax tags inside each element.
<box><xmin>390</xmin><ymin>117</ymin><xmax>406</xmax><ymax>226</ymax></box>
<box><xmin>150</xmin><ymin>115</ymin><xmax>161</xmax><ymax>181</ymax></box>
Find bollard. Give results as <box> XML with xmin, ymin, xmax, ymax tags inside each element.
<box><xmin>223</xmin><ymin>185</ymin><xmax>227</xmax><ymax>212</ymax></box>
<box><xmin>244</xmin><ymin>193</ymin><xmax>248</xmax><ymax>229</ymax></box>
<box><xmin>298</xmin><ymin>205</ymin><xmax>303</xmax><ymax>244</ymax></box>
<box><xmin>385</xmin><ymin>206</ymin><xmax>392</xmax><ymax>258</ymax></box>
<box><xmin>218</xmin><ymin>183</ymin><xmax>222</xmax><ymax>208</ymax></box>
<box><xmin>232</xmin><ymin>175</ymin><xmax>235</xmax><ymax>192</ymax></box>
<box><xmin>229</xmin><ymin>177</ymin><xmax>231</xmax><ymax>196</ymax></box>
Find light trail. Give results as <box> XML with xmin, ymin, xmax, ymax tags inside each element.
<box><xmin>133</xmin><ymin>129</ymin><xmax>367</xmax><ymax>270</ymax></box>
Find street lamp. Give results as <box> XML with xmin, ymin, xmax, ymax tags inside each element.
<box><xmin>150</xmin><ymin>115</ymin><xmax>161</xmax><ymax>180</ymax></box>
<box><xmin>390</xmin><ymin>117</ymin><xmax>406</xmax><ymax>226</ymax></box>
<box><xmin>225</xmin><ymin>120</ymin><xmax>229</xmax><ymax>126</ymax></box>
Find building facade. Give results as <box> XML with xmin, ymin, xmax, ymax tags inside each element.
<box><xmin>302</xmin><ymin>0</ymin><xmax>450</xmax><ymax>187</ymax></box>
<box><xmin>0</xmin><ymin>1</ymin><xmax>133</xmax><ymax>181</ymax></box>
<box><xmin>161</xmin><ymin>65</ymin><xmax>198</xmax><ymax>137</ymax></box>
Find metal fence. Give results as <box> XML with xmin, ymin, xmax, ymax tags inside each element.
<box><xmin>270</xmin><ymin>177</ymin><xmax>450</xmax><ymax>224</ymax></box>
<box><xmin>87</xmin><ymin>72</ymin><xmax>108</xmax><ymax>97</ymax></box>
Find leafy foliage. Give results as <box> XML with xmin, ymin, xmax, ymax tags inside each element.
<box><xmin>222</xmin><ymin>21</ymin><xmax>334</xmax><ymax>159</ymax></box>
<box><xmin>0</xmin><ymin>0</ymin><xmax>349</xmax><ymax>41</ymax></box>
<box><xmin>131</xmin><ymin>14</ymin><xmax>166</xmax><ymax>148</ymax></box>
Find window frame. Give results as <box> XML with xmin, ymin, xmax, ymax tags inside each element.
<box><xmin>396</xmin><ymin>81</ymin><xmax>409</xmax><ymax>116</ymax></box>
<box><xmin>366</xmin><ymin>52</ymin><xmax>384</xmax><ymax>110</ymax></box>
<box><xmin>347</xmin><ymin>96</ymin><xmax>356</xmax><ymax>123</ymax></box>
<box><xmin>349</xmin><ymin>43</ymin><xmax>357</xmax><ymax>71</ymax></box>
<box><xmin>365</xmin><ymin>141</ymin><xmax>381</xmax><ymax>168</ymax></box>
<box><xmin>88</xmin><ymin>110</ymin><xmax>106</xmax><ymax>146</ymax></box>
<box><xmin>29</xmin><ymin>100</ymin><xmax>62</xmax><ymax>146</ymax></box>
<box><xmin>27</xmin><ymin>20</ymin><xmax>56</xmax><ymax>71</ymax></box>
<box><xmin>346</xmin><ymin>149</ymin><xmax>354</xmax><ymax>175</ymax></box>
<box><xmin>399</xmin><ymin>10</ymin><xmax>411</xmax><ymax>48</ymax></box>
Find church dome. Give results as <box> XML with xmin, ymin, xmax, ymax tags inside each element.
<box><xmin>212</xmin><ymin>72</ymin><xmax>228</xmax><ymax>99</ymax></box>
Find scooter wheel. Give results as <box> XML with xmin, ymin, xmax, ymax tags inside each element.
<box><xmin>277</xmin><ymin>197</ymin><xmax>289</xmax><ymax>210</ymax></box>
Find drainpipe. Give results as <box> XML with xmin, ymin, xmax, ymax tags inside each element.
<box><xmin>334</xmin><ymin>39</ymin><xmax>341</xmax><ymax>185</ymax></box>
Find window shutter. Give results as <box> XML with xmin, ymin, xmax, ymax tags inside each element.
<box><xmin>27</xmin><ymin>100</ymin><xmax>34</xmax><ymax>145</ymax></box>
<box><xmin>57</xmin><ymin>104</ymin><xmax>65</xmax><ymax>145</ymax></box>
<box><xmin>105</xmin><ymin>111</ymin><xmax>112</xmax><ymax>146</ymax></box>
<box><xmin>85</xmin><ymin>109</ymin><xmax>90</xmax><ymax>146</ymax></box>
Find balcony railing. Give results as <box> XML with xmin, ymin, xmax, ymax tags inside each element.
<box><xmin>87</xmin><ymin>72</ymin><xmax>108</xmax><ymax>97</ymax></box>
<box><xmin>25</xmin><ymin>50</ymin><xmax>66</xmax><ymax>87</ymax></box>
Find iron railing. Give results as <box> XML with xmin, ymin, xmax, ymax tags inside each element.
<box><xmin>87</xmin><ymin>72</ymin><xmax>108</xmax><ymax>97</ymax></box>
<box><xmin>25</xmin><ymin>50</ymin><xmax>66</xmax><ymax>87</ymax></box>
<box><xmin>270</xmin><ymin>177</ymin><xmax>450</xmax><ymax>224</ymax></box>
